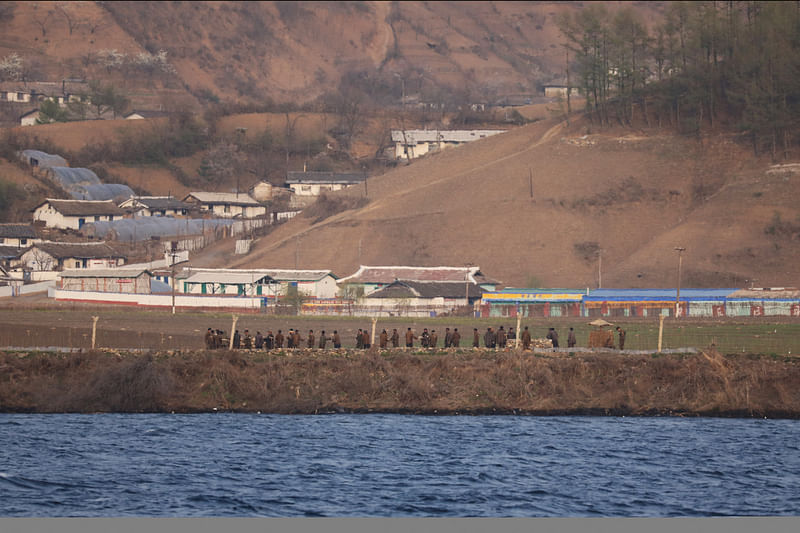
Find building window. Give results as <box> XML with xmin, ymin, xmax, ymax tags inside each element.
<box><xmin>95</xmin><ymin>216</ymin><xmax>101</xmax><ymax>221</ymax></box>
<box><xmin>224</xmin><ymin>205</ymin><xmax>230</xmax><ymax>213</ymax></box>
<box><xmin>20</xmin><ymin>238</ymin><xmax>27</xmax><ymax>246</ymax></box>
<box><xmin>75</xmin><ymin>261</ymin><xmax>81</xmax><ymax>268</ymax></box>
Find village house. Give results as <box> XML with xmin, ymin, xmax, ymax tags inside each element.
<box><xmin>123</xmin><ymin>109</ymin><xmax>169</xmax><ymax>120</ymax></box>
<box><xmin>20</xmin><ymin>241</ymin><xmax>125</xmax><ymax>271</ymax></box>
<box><xmin>0</xmin><ymin>80</ymin><xmax>89</xmax><ymax>105</ymax></box>
<box><xmin>337</xmin><ymin>265</ymin><xmax>499</xmax><ymax>296</ymax></box>
<box><xmin>285</xmin><ymin>171</ymin><xmax>368</xmax><ymax>197</ymax></box>
<box><xmin>119</xmin><ymin>196</ymin><xmax>191</xmax><ymax>217</ymax></box>
<box><xmin>58</xmin><ymin>268</ymin><xmax>153</xmax><ymax>294</ymax></box>
<box><xmin>391</xmin><ymin>129</ymin><xmax>506</xmax><ymax>160</ymax></box>
<box><xmin>0</xmin><ymin>224</ymin><xmax>40</xmax><ymax>248</ymax></box>
<box><xmin>32</xmin><ymin>199</ymin><xmax>127</xmax><ymax>230</ymax></box>
<box><xmin>542</xmin><ymin>83</ymin><xmax>580</xmax><ymax>99</ymax></box>
<box><xmin>362</xmin><ymin>280</ymin><xmax>484</xmax><ymax>316</ymax></box>
<box><xmin>0</xmin><ymin>246</ymin><xmax>26</xmax><ymax>271</ymax></box>
<box><xmin>182</xmin><ymin>192</ymin><xmax>267</xmax><ymax>219</ymax></box>
<box><xmin>179</xmin><ymin>268</ymin><xmax>339</xmax><ymax>298</ymax></box>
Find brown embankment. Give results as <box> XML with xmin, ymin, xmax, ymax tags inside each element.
<box><xmin>1</xmin><ymin>348</ymin><xmax>799</xmax><ymax>417</ymax></box>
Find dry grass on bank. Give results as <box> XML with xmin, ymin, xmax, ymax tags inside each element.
<box><xmin>1</xmin><ymin>348</ymin><xmax>798</xmax><ymax>417</ymax></box>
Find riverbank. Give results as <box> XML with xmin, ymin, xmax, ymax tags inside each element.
<box><xmin>2</xmin><ymin>348</ymin><xmax>798</xmax><ymax>417</ymax></box>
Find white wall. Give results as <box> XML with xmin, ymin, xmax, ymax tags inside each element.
<box><xmin>54</xmin><ymin>289</ymin><xmax>264</xmax><ymax>309</ymax></box>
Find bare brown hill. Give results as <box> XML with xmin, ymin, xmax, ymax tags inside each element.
<box><xmin>0</xmin><ymin>2</ymin><xmax>663</xmax><ymax>106</ymax></box>
<box><xmin>226</xmin><ymin>117</ymin><xmax>800</xmax><ymax>289</ymax></box>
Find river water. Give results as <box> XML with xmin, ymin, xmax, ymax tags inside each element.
<box><xmin>1</xmin><ymin>414</ymin><xmax>799</xmax><ymax>517</ymax></box>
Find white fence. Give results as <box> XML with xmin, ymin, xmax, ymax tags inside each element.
<box><xmin>54</xmin><ymin>289</ymin><xmax>264</xmax><ymax>310</ymax></box>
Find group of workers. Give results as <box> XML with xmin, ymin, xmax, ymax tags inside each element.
<box><xmin>203</xmin><ymin>324</ymin><xmax>626</xmax><ymax>351</ymax></box>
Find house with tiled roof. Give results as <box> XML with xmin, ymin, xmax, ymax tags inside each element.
<box><xmin>32</xmin><ymin>199</ymin><xmax>127</xmax><ymax>230</ymax></box>
<box><xmin>182</xmin><ymin>192</ymin><xmax>266</xmax><ymax>219</ymax></box>
<box><xmin>337</xmin><ymin>265</ymin><xmax>499</xmax><ymax>296</ymax></box>
<box><xmin>20</xmin><ymin>241</ymin><xmax>125</xmax><ymax>271</ymax></box>
<box><xmin>119</xmin><ymin>196</ymin><xmax>191</xmax><ymax>217</ymax></box>
<box><xmin>0</xmin><ymin>224</ymin><xmax>40</xmax><ymax>248</ymax></box>
<box><xmin>285</xmin><ymin>171</ymin><xmax>368</xmax><ymax>197</ymax></box>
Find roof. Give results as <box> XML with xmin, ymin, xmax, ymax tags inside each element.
<box><xmin>119</xmin><ymin>196</ymin><xmax>191</xmax><ymax>210</ymax></box>
<box><xmin>124</xmin><ymin>110</ymin><xmax>169</xmax><ymax>119</ymax></box>
<box><xmin>583</xmin><ymin>288</ymin><xmax>738</xmax><ymax>301</ymax></box>
<box><xmin>47</xmin><ymin>167</ymin><xmax>101</xmax><ymax>187</ymax></box>
<box><xmin>0</xmin><ymin>80</ymin><xmax>88</xmax><ymax>95</ymax></box>
<box><xmin>35</xmin><ymin>199</ymin><xmax>126</xmax><ymax>217</ymax></box>
<box><xmin>286</xmin><ymin>171</ymin><xmax>367</xmax><ymax>184</ymax></box>
<box><xmin>0</xmin><ymin>245</ymin><xmax>27</xmax><ymax>259</ymax></box>
<box><xmin>185</xmin><ymin>268</ymin><xmax>336</xmax><ymax>283</ymax></box>
<box><xmin>183</xmin><ymin>192</ymin><xmax>262</xmax><ymax>207</ymax></box>
<box><xmin>727</xmin><ymin>288</ymin><xmax>800</xmax><ymax>300</ymax></box>
<box><xmin>60</xmin><ymin>268</ymin><xmax>151</xmax><ymax>278</ymax></box>
<box><xmin>338</xmin><ymin>265</ymin><xmax>497</xmax><ymax>285</ymax></box>
<box><xmin>367</xmin><ymin>280</ymin><xmax>483</xmax><ymax>299</ymax></box>
<box><xmin>28</xmin><ymin>241</ymin><xmax>124</xmax><ymax>260</ymax></box>
<box><xmin>0</xmin><ymin>224</ymin><xmax>37</xmax><ymax>239</ymax></box>
<box><xmin>68</xmin><ymin>183</ymin><xmax>135</xmax><ymax>202</ymax></box>
<box><xmin>184</xmin><ymin>271</ymin><xmax>272</xmax><ymax>285</ymax></box>
<box><xmin>482</xmin><ymin>288</ymin><xmax>586</xmax><ymax>303</ymax></box>
<box><xmin>86</xmin><ymin>217</ymin><xmax>233</xmax><ymax>241</ymax></box>
<box><xmin>19</xmin><ymin>150</ymin><xmax>68</xmax><ymax>168</ymax></box>
<box><xmin>390</xmin><ymin>130</ymin><xmax>506</xmax><ymax>144</ymax></box>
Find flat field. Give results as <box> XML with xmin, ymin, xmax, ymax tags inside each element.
<box><xmin>1</xmin><ymin>306</ymin><xmax>798</xmax><ymax>355</ymax></box>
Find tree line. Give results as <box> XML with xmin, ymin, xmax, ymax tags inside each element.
<box><xmin>558</xmin><ymin>1</ymin><xmax>800</xmax><ymax>158</ymax></box>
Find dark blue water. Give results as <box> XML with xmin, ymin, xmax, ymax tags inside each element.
<box><xmin>1</xmin><ymin>414</ymin><xmax>799</xmax><ymax>517</ymax></box>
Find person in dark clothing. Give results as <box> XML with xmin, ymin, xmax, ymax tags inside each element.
<box><xmin>307</xmin><ymin>330</ymin><xmax>315</xmax><ymax>349</ymax></box>
<box><xmin>473</xmin><ymin>328</ymin><xmax>480</xmax><ymax>348</ymax></box>
<box><xmin>496</xmin><ymin>326</ymin><xmax>507</xmax><ymax>348</ymax></box>
<box><xmin>275</xmin><ymin>330</ymin><xmax>284</xmax><ymax>348</ymax></box>
<box><xmin>508</xmin><ymin>327</ymin><xmax>516</xmax><ymax>345</ymax></box>
<box><xmin>243</xmin><ymin>329</ymin><xmax>252</xmax><ymax>350</ymax></box>
<box><xmin>405</xmin><ymin>328</ymin><xmax>415</xmax><ymax>348</ymax></box>
<box><xmin>319</xmin><ymin>330</ymin><xmax>328</xmax><ymax>349</ymax></box>
<box><xmin>286</xmin><ymin>329</ymin><xmax>295</xmax><ymax>349</ymax></box>
<box><xmin>444</xmin><ymin>328</ymin><xmax>452</xmax><ymax>348</ymax></box>
<box><xmin>451</xmin><ymin>328</ymin><xmax>461</xmax><ymax>348</ymax></box>
<box><xmin>567</xmin><ymin>328</ymin><xmax>577</xmax><ymax>348</ymax></box>
<box><xmin>205</xmin><ymin>328</ymin><xmax>214</xmax><ymax>350</ymax></box>
<box><xmin>420</xmin><ymin>328</ymin><xmax>430</xmax><ymax>348</ymax></box>
<box><xmin>391</xmin><ymin>329</ymin><xmax>400</xmax><ymax>348</ymax></box>
<box><xmin>521</xmin><ymin>326</ymin><xmax>532</xmax><ymax>350</ymax></box>
<box><xmin>255</xmin><ymin>331</ymin><xmax>264</xmax><ymax>350</ymax></box>
<box><xmin>333</xmin><ymin>330</ymin><xmax>341</xmax><ymax>349</ymax></box>
<box><xmin>429</xmin><ymin>330</ymin><xmax>438</xmax><ymax>348</ymax></box>
<box><xmin>265</xmin><ymin>331</ymin><xmax>274</xmax><ymax>349</ymax></box>
<box><xmin>484</xmin><ymin>327</ymin><xmax>495</xmax><ymax>348</ymax></box>
<box><xmin>616</xmin><ymin>326</ymin><xmax>626</xmax><ymax>350</ymax></box>
<box><xmin>356</xmin><ymin>329</ymin><xmax>364</xmax><ymax>349</ymax></box>
<box><xmin>379</xmin><ymin>329</ymin><xmax>388</xmax><ymax>349</ymax></box>
<box><xmin>233</xmin><ymin>330</ymin><xmax>241</xmax><ymax>349</ymax></box>
<box><xmin>546</xmin><ymin>327</ymin><xmax>559</xmax><ymax>349</ymax></box>
<box><xmin>362</xmin><ymin>329</ymin><xmax>371</xmax><ymax>349</ymax></box>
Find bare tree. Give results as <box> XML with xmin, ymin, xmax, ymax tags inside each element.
<box><xmin>56</xmin><ymin>3</ymin><xmax>79</xmax><ymax>35</ymax></box>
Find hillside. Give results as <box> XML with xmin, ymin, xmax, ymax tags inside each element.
<box><xmin>0</xmin><ymin>2</ymin><xmax>663</xmax><ymax>107</ymax></box>
<box><xmin>225</xmin><ymin>116</ymin><xmax>800</xmax><ymax>289</ymax></box>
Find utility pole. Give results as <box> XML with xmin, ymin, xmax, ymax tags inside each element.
<box><xmin>170</xmin><ymin>242</ymin><xmax>178</xmax><ymax>315</ymax></box>
<box><xmin>674</xmin><ymin>247</ymin><xmax>686</xmax><ymax>318</ymax></box>
<box><xmin>598</xmin><ymin>250</ymin><xmax>602</xmax><ymax>289</ymax></box>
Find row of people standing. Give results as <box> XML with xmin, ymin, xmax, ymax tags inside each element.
<box><xmin>205</xmin><ymin>325</ymin><xmax>611</xmax><ymax>351</ymax></box>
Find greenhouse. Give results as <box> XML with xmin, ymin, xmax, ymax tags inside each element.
<box><xmin>85</xmin><ymin>217</ymin><xmax>234</xmax><ymax>242</ymax></box>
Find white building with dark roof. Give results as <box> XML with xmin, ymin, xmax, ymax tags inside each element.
<box><xmin>180</xmin><ymin>268</ymin><xmax>339</xmax><ymax>298</ymax></box>
<box><xmin>337</xmin><ymin>265</ymin><xmax>499</xmax><ymax>296</ymax></box>
<box><xmin>182</xmin><ymin>192</ymin><xmax>266</xmax><ymax>219</ymax></box>
<box><xmin>391</xmin><ymin>129</ymin><xmax>506</xmax><ymax>160</ymax></box>
<box><xmin>285</xmin><ymin>171</ymin><xmax>368</xmax><ymax>196</ymax></box>
<box><xmin>0</xmin><ymin>224</ymin><xmax>40</xmax><ymax>248</ymax></box>
<box><xmin>20</xmin><ymin>241</ymin><xmax>125</xmax><ymax>271</ymax></box>
<box><xmin>32</xmin><ymin>199</ymin><xmax>127</xmax><ymax>230</ymax></box>
<box><xmin>119</xmin><ymin>196</ymin><xmax>191</xmax><ymax>217</ymax></box>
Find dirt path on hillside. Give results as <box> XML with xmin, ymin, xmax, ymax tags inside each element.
<box><xmin>235</xmin><ymin>119</ymin><xmax>569</xmax><ymax>265</ymax></box>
